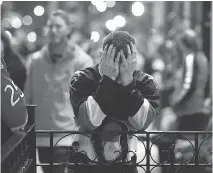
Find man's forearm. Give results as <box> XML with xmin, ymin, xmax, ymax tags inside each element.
<box><xmin>93</xmin><ymin>75</ymin><xmax>123</xmax><ymax>118</ymax></box>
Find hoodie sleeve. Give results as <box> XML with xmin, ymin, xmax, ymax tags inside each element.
<box><xmin>70</xmin><ymin>69</ymin><xmax>159</xmax><ymax>131</ymax></box>
<box><xmin>172</xmin><ymin>54</ymin><xmax>196</xmax><ymax>106</ymax></box>
<box><xmin>125</xmin><ymin>72</ymin><xmax>160</xmax><ymax>130</ymax></box>
<box><xmin>70</xmin><ymin>67</ymin><xmax>127</xmax><ymax>130</ymax></box>
<box><xmin>70</xmin><ymin>71</ymin><xmax>107</xmax><ymax>131</ymax></box>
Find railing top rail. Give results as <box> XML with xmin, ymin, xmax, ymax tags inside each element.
<box><xmin>35</xmin><ymin>130</ymin><xmax>212</xmax><ymax>134</ymax></box>
<box><xmin>1</xmin><ymin>125</ymin><xmax>34</xmax><ymax>163</ymax></box>
<box><xmin>37</xmin><ymin>163</ymin><xmax>212</xmax><ymax>167</ymax></box>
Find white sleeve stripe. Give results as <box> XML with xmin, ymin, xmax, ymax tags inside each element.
<box><xmin>86</xmin><ymin>96</ymin><xmax>107</xmax><ymax>127</ymax></box>
<box><xmin>178</xmin><ymin>54</ymin><xmax>195</xmax><ymax>98</ymax></box>
<box><xmin>185</xmin><ymin>77</ymin><xmax>192</xmax><ymax>83</ymax></box>
<box><xmin>128</xmin><ymin>98</ymin><xmax>150</xmax><ymax>130</ymax></box>
<box><xmin>183</xmin><ymin>83</ymin><xmax>190</xmax><ymax>89</ymax></box>
<box><xmin>10</xmin><ymin>123</ymin><xmax>26</xmax><ymax>132</ymax></box>
<box><xmin>184</xmin><ymin>54</ymin><xmax>194</xmax><ymax>84</ymax></box>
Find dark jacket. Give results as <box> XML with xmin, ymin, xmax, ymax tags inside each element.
<box><xmin>69</xmin><ymin>64</ymin><xmax>159</xmax><ymax>164</ymax></box>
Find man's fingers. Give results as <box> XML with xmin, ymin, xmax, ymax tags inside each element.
<box><xmin>127</xmin><ymin>44</ymin><xmax>131</xmax><ymax>59</ymax></box>
<box><xmin>102</xmin><ymin>45</ymin><xmax>108</xmax><ymax>62</ymax></box>
<box><xmin>106</xmin><ymin>44</ymin><xmax>114</xmax><ymax>63</ymax></box>
<box><xmin>103</xmin><ymin>45</ymin><xmax>107</xmax><ymax>57</ymax></box>
<box><xmin>107</xmin><ymin>44</ymin><xmax>114</xmax><ymax>56</ymax></box>
<box><xmin>120</xmin><ymin>50</ymin><xmax>128</xmax><ymax>66</ymax></box>
<box><xmin>110</xmin><ymin>47</ymin><xmax>116</xmax><ymax>63</ymax></box>
<box><xmin>114</xmin><ymin>52</ymin><xmax>120</xmax><ymax>64</ymax></box>
<box><xmin>130</xmin><ymin>42</ymin><xmax>137</xmax><ymax>58</ymax></box>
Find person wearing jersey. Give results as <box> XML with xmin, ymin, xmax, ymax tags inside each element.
<box><xmin>171</xmin><ymin>29</ymin><xmax>209</xmax><ymax>131</ymax></box>
<box><xmin>1</xmin><ymin>57</ymin><xmax>28</xmax><ymax>144</ymax></box>
<box><xmin>69</xmin><ymin>31</ymin><xmax>160</xmax><ymax>173</ymax></box>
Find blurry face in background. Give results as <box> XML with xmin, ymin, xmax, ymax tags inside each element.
<box><xmin>46</xmin><ymin>16</ymin><xmax>70</xmax><ymax>44</ymax></box>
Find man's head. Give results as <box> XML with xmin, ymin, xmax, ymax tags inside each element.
<box><xmin>102</xmin><ymin>31</ymin><xmax>135</xmax><ymax>61</ymax></box>
<box><xmin>46</xmin><ymin>9</ymin><xmax>71</xmax><ymax>44</ymax></box>
<box><xmin>100</xmin><ymin>31</ymin><xmax>136</xmax><ymax>83</ymax></box>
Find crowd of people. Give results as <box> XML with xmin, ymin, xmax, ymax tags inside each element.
<box><xmin>1</xmin><ymin>8</ymin><xmax>211</xmax><ymax>173</ymax></box>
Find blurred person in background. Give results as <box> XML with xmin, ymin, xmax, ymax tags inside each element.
<box><xmin>171</xmin><ymin>29</ymin><xmax>209</xmax><ymax>132</ymax></box>
<box><xmin>1</xmin><ymin>29</ymin><xmax>27</xmax><ymax>91</ymax></box>
<box><xmin>175</xmin><ymin>98</ymin><xmax>212</xmax><ymax>173</ymax></box>
<box><xmin>69</xmin><ymin>31</ymin><xmax>160</xmax><ymax>173</ymax></box>
<box><xmin>166</xmin><ymin>29</ymin><xmax>209</xmax><ymax>173</ymax></box>
<box><xmin>24</xmin><ymin>9</ymin><xmax>93</xmax><ymax>173</ymax></box>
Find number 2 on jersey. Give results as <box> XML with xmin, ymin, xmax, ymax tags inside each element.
<box><xmin>4</xmin><ymin>81</ymin><xmax>24</xmax><ymax>107</ymax></box>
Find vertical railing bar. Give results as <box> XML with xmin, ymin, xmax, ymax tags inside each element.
<box><xmin>170</xmin><ymin>141</ymin><xmax>175</xmax><ymax>173</ymax></box>
<box><xmin>32</xmin><ymin>127</ymin><xmax>36</xmax><ymax>173</ymax></box>
<box><xmin>50</xmin><ymin>132</ymin><xmax>54</xmax><ymax>173</ymax></box>
<box><xmin>146</xmin><ymin>132</ymin><xmax>150</xmax><ymax>173</ymax></box>
<box><xmin>195</xmin><ymin>133</ymin><xmax>199</xmax><ymax>166</ymax></box>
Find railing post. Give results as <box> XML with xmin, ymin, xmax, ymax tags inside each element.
<box><xmin>195</xmin><ymin>133</ymin><xmax>199</xmax><ymax>166</ymax></box>
<box><xmin>170</xmin><ymin>143</ymin><xmax>175</xmax><ymax>173</ymax></box>
<box><xmin>50</xmin><ymin>132</ymin><xmax>54</xmax><ymax>173</ymax></box>
<box><xmin>26</xmin><ymin>105</ymin><xmax>37</xmax><ymax>173</ymax></box>
<box><xmin>146</xmin><ymin>133</ymin><xmax>150</xmax><ymax>173</ymax></box>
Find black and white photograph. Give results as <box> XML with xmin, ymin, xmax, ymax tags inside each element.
<box><xmin>1</xmin><ymin>1</ymin><xmax>212</xmax><ymax>173</ymax></box>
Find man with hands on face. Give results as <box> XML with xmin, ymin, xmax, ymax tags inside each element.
<box><xmin>69</xmin><ymin>31</ymin><xmax>159</xmax><ymax>173</ymax></box>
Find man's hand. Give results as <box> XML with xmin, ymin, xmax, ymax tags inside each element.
<box><xmin>99</xmin><ymin>44</ymin><xmax>120</xmax><ymax>81</ymax></box>
<box><xmin>120</xmin><ymin>42</ymin><xmax>137</xmax><ymax>86</ymax></box>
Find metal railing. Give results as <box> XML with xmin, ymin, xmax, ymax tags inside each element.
<box><xmin>1</xmin><ymin>105</ymin><xmax>36</xmax><ymax>173</ymax></box>
<box><xmin>35</xmin><ymin>130</ymin><xmax>212</xmax><ymax>173</ymax></box>
<box><xmin>1</xmin><ymin>104</ymin><xmax>212</xmax><ymax>173</ymax></box>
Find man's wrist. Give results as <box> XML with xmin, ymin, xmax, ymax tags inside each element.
<box><xmin>110</xmin><ymin>76</ymin><xmax>116</xmax><ymax>81</ymax></box>
<box><xmin>122</xmin><ymin>77</ymin><xmax>133</xmax><ymax>86</ymax></box>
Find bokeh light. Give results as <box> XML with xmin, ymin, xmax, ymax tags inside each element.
<box><xmin>132</xmin><ymin>2</ymin><xmax>145</xmax><ymax>16</ymax></box>
<box><xmin>91</xmin><ymin>31</ymin><xmax>100</xmax><ymax>42</ymax></box>
<box><xmin>106</xmin><ymin>1</ymin><xmax>116</xmax><ymax>8</ymax></box>
<box><xmin>91</xmin><ymin>0</ymin><xmax>98</xmax><ymax>6</ymax></box>
<box><xmin>27</xmin><ymin>32</ymin><xmax>37</xmax><ymax>42</ymax></box>
<box><xmin>34</xmin><ymin>5</ymin><xmax>44</xmax><ymax>16</ymax></box>
<box><xmin>96</xmin><ymin>1</ymin><xmax>107</xmax><ymax>12</ymax></box>
<box><xmin>22</xmin><ymin>15</ymin><xmax>32</xmax><ymax>26</ymax></box>
<box><xmin>11</xmin><ymin>17</ymin><xmax>22</xmax><ymax>29</ymax></box>
<box><xmin>105</xmin><ymin>20</ymin><xmax>116</xmax><ymax>31</ymax></box>
<box><xmin>114</xmin><ymin>15</ymin><xmax>126</xmax><ymax>27</ymax></box>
